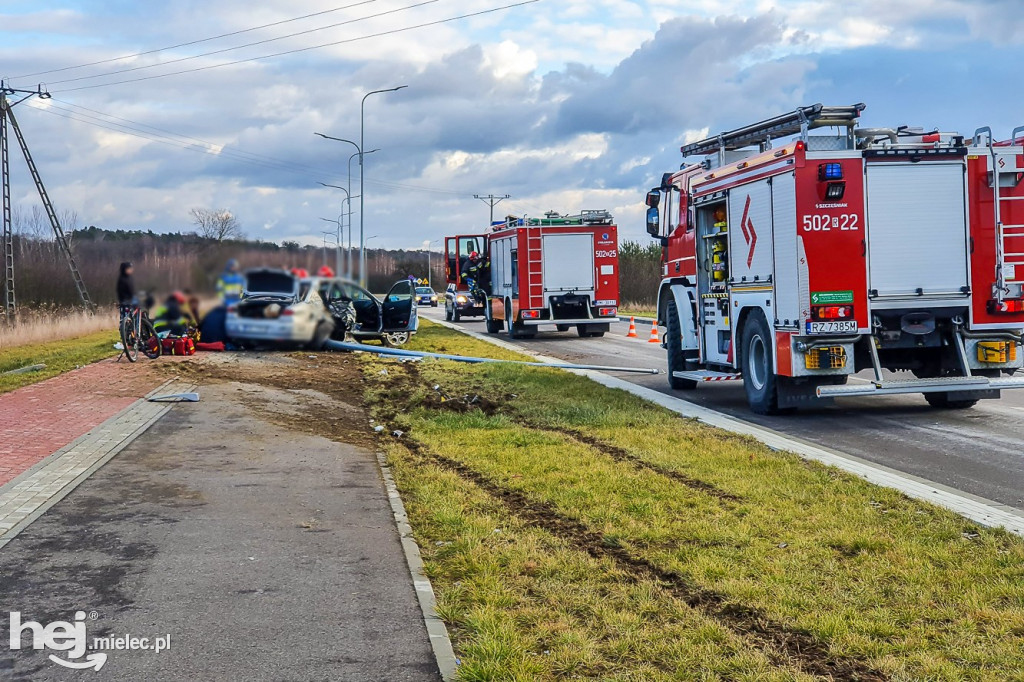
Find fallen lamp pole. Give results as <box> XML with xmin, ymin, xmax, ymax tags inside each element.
<box><xmin>324</xmin><ymin>340</ymin><xmax>661</xmax><ymax>375</ymax></box>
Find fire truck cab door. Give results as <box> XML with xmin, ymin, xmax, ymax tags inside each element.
<box><xmin>865</xmin><ymin>162</ymin><xmax>969</xmax><ymax>299</ymax></box>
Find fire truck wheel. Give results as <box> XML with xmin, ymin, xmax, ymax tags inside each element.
<box><xmin>485</xmin><ymin>314</ymin><xmax>502</xmax><ymax>334</ymax></box>
<box><xmin>557</xmin><ymin>324</ymin><xmax>571</xmax><ymax>332</ymax></box>
<box><xmin>666</xmin><ymin>301</ymin><xmax>697</xmax><ymax>390</ymax></box>
<box><xmin>740</xmin><ymin>312</ymin><xmax>782</xmax><ymax>414</ymax></box>
<box><xmin>506</xmin><ymin>303</ymin><xmax>535</xmax><ymax>340</ymax></box>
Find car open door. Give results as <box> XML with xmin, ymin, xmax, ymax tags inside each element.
<box><xmin>381</xmin><ymin>280</ymin><xmax>417</xmax><ymax>332</ymax></box>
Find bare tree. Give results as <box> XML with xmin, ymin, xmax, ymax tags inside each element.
<box><xmin>189</xmin><ymin>208</ymin><xmax>244</xmax><ymax>242</ymax></box>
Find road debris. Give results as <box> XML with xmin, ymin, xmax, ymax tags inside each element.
<box><xmin>1</xmin><ymin>363</ymin><xmax>45</xmax><ymax>376</ymax></box>
<box><xmin>148</xmin><ymin>392</ymin><xmax>200</xmax><ymax>403</ymax></box>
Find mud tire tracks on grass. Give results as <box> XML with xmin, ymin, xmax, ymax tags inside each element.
<box><xmin>395</xmin><ymin>436</ymin><xmax>887</xmax><ymax>682</ymax></box>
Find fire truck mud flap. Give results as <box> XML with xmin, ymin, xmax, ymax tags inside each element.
<box><xmin>816</xmin><ymin>374</ymin><xmax>1024</xmax><ymax>399</ymax></box>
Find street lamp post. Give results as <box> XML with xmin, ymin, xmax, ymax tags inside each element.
<box><xmin>319</xmin><ymin>216</ymin><xmax>343</xmax><ymax>274</ymax></box>
<box><xmin>314</xmin><ymin>132</ymin><xmax>379</xmax><ymax>281</ymax></box>
<box><xmin>424</xmin><ymin>239</ymin><xmax>440</xmax><ymax>289</ymax></box>
<box><xmin>360</xmin><ymin>86</ymin><xmax>407</xmax><ymax>287</ymax></box>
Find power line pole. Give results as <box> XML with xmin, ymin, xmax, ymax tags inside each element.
<box><xmin>1</xmin><ymin>93</ymin><xmax>13</xmax><ymax>320</ymax></box>
<box><xmin>2</xmin><ymin>83</ymin><xmax>93</xmax><ymax>320</ymax></box>
<box><xmin>474</xmin><ymin>193</ymin><xmax>510</xmax><ymax>227</ymax></box>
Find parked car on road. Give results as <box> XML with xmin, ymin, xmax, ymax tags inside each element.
<box><xmin>445</xmin><ymin>283</ymin><xmax>486</xmax><ymax>322</ymax></box>
<box><xmin>416</xmin><ymin>286</ymin><xmax>438</xmax><ymax>307</ymax></box>
<box><xmin>313</xmin><ymin>277</ymin><xmax>418</xmax><ymax>347</ymax></box>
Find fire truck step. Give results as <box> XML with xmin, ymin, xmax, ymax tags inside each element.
<box><xmin>817</xmin><ymin>375</ymin><xmax>1024</xmax><ymax>398</ymax></box>
<box><xmin>672</xmin><ymin>370</ymin><xmax>743</xmax><ymax>382</ymax></box>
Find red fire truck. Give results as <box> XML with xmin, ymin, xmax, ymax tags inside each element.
<box><xmin>486</xmin><ymin>211</ymin><xmax>620</xmax><ymax>339</ymax></box>
<box><xmin>646</xmin><ymin>103</ymin><xmax>1024</xmax><ymax>413</ymax></box>
<box><xmin>445</xmin><ymin>210</ymin><xmax>621</xmax><ymax>338</ymax></box>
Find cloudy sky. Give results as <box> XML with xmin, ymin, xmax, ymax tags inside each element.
<box><xmin>1</xmin><ymin>0</ymin><xmax>1022</xmax><ymax>250</ymax></box>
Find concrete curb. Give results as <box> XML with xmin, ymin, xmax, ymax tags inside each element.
<box><xmin>0</xmin><ymin>378</ymin><xmax>193</xmax><ymax>551</ymax></box>
<box><xmin>618</xmin><ymin>315</ymin><xmax>656</xmax><ymax>325</ymax></box>
<box><xmin>377</xmin><ymin>451</ymin><xmax>459</xmax><ymax>681</ymax></box>
<box><xmin>424</xmin><ymin>317</ymin><xmax>1024</xmax><ymax>537</ymax></box>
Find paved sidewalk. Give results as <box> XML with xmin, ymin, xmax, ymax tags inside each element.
<box><xmin>0</xmin><ymin>358</ymin><xmax>167</xmax><ymax>486</ymax></box>
<box><xmin>0</xmin><ymin>379</ymin><xmax>441</xmax><ymax>681</ymax></box>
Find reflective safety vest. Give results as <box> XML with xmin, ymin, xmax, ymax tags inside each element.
<box><xmin>152</xmin><ymin>305</ymin><xmax>194</xmax><ymax>333</ymax></box>
<box><xmin>217</xmin><ymin>272</ymin><xmax>244</xmax><ymax>304</ymax></box>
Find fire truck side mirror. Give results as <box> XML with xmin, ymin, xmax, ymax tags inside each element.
<box><xmin>645</xmin><ymin>189</ymin><xmax>661</xmax><ymax>208</ymax></box>
<box><xmin>646</xmin><ymin>206</ymin><xmax>661</xmax><ymax>237</ymax></box>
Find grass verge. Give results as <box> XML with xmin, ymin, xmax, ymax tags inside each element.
<box><xmin>365</xmin><ymin>320</ymin><xmax>1024</xmax><ymax>681</ymax></box>
<box><xmin>0</xmin><ymin>330</ymin><xmax>119</xmax><ymax>394</ymax></box>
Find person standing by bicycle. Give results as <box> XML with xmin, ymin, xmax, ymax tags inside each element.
<box><xmin>117</xmin><ymin>262</ymin><xmax>135</xmax><ymax>306</ymax></box>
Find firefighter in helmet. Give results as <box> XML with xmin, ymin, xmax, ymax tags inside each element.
<box><xmin>152</xmin><ymin>291</ymin><xmax>196</xmax><ymax>336</ymax></box>
<box><xmin>216</xmin><ymin>259</ymin><xmax>244</xmax><ymax>306</ymax></box>
<box><xmin>461</xmin><ymin>251</ymin><xmax>488</xmax><ymax>298</ymax></box>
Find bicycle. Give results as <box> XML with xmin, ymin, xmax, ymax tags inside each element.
<box><xmin>118</xmin><ymin>300</ymin><xmax>161</xmax><ymax>362</ymax></box>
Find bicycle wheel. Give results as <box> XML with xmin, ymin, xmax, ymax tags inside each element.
<box><xmin>140</xmin><ymin>318</ymin><xmax>161</xmax><ymax>359</ymax></box>
<box><xmin>120</xmin><ymin>315</ymin><xmax>139</xmax><ymax>363</ymax></box>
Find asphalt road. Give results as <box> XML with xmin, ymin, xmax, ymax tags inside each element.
<box><xmin>0</xmin><ymin>380</ymin><xmax>440</xmax><ymax>682</ymax></box>
<box><xmin>422</xmin><ymin>307</ymin><xmax>1024</xmax><ymax>513</ymax></box>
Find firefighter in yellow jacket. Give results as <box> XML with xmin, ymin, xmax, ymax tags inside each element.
<box><xmin>152</xmin><ymin>292</ymin><xmax>196</xmax><ymax>336</ymax></box>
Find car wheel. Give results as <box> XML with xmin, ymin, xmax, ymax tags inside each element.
<box><xmin>310</xmin><ymin>322</ymin><xmax>333</xmax><ymax>350</ymax></box>
<box><xmin>444</xmin><ymin>303</ymin><xmax>453</xmax><ymax>321</ymax></box>
<box><xmin>452</xmin><ymin>307</ymin><xmax>461</xmax><ymax>323</ymax></box>
<box><xmin>740</xmin><ymin>311</ymin><xmax>785</xmax><ymax>414</ymax></box>
<box><xmin>381</xmin><ymin>332</ymin><xmax>410</xmax><ymax>347</ymax></box>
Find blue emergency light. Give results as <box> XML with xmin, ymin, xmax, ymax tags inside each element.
<box><xmin>818</xmin><ymin>163</ymin><xmax>843</xmax><ymax>181</ymax></box>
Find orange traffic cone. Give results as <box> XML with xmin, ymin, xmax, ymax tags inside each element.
<box><xmin>626</xmin><ymin>317</ymin><xmax>638</xmax><ymax>338</ymax></box>
<box><xmin>648</xmin><ymin>322</ymin><xmax>660</xmax><ymax>343</ymax></box>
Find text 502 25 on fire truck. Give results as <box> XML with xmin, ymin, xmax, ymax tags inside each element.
<box><xmin>647</xmin><ymin>103</ymin><xmax>1024</xmax><ymax>414</ymax></box>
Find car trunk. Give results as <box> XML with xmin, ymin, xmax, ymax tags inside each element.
<box><xmin>237</xmin><ymin>297</ymin><xmax>294</xmax><ymax>319</ymax></box>
<box><xmin>239</xmin><ymin>271</ymin><xmax>299</xmax><ymax>318</ymax></box>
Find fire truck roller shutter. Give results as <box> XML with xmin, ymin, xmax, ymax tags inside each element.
<box><xmin>728</xmin><ymin>178</ymin><xmax>775</xmax><ymax>284</ymax></box>
<box><xmin>865</xmin><ymin>162</ymin><xmax>969</xmax><ymax>299</ymax></box>
<box><xmin>542</xmin><ymin>233</ymin><xmax>596</xmax><ymax>302</ymax></box>
<box><xmin>771</xmin><ymin>173</ymin><xmax>800</xmax><ymax>328</ymax></box>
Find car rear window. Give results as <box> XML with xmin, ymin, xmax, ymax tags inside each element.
<box><xmin>246</xmin><ymin>271</ymin><xmax>295</xmax><ymax>294</ymax></box>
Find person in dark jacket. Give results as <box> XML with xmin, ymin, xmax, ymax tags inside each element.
<box><xmin>116</xmin><ymin>262</ymin><xmax>136</xmax><ymax>306</ymax></box>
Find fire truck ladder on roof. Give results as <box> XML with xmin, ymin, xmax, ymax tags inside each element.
<box><xmin>680</xmin><ymin>103</ymin><xmax>866</xmax><ymax>159</ymax></box>
<box><xmin>974</xmin><ymin>126</ymin><xmax>1024</xmax><ymax>301</ymax></box>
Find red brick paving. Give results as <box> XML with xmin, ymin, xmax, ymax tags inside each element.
<box><xmin>0</xmin><ymin>359</ymin><xmax>170</xmax><ymax>486</ymax></box>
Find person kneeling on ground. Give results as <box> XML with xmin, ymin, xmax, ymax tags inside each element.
<box><xmin>152</xmin><ymin>291</ymin><xmax>195</xmax><ymax>336</ymax></box>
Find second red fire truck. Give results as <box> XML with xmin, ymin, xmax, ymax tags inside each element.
<box><xmin>444</xmin><ymin>210</ymin><xmax>621</xmax><ymax>339</ymax></box>
<box><xmin>647</xmin><ymin>103</ymin><xmax>1024</xmax><ymax>413</ymax></box>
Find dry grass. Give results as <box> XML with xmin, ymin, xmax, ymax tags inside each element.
<box><xmin>0</xmin><ymin>307</ymin><xmax>117</xmax><ymax>351</ymax></box>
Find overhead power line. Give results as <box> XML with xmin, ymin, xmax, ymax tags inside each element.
<box><xmin>48</xmin><ymin>0</ymin><xmax>541</xmax><ymax>93</ymax></box>
<box><xmin>45</xmin><ymin>0</ymin><xmax>438</xmax><ymax>87</ymax></box>
<box><xmin>11</xmin><ymin>1</ymin><xmax>380</xmax><ymax>80</ymax></box>
<box><xmin>23</xmin><ymin>100</ymin><xmax>481</xmax><ymax>195</ymax></box>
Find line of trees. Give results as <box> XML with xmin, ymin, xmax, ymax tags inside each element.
<box><xmin>6</xmin><ymin>209</ymin><xmax>662</xmax><ymax>309</ymax></box>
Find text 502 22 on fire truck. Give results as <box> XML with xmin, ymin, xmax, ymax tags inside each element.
<box><xmin>647</xmin><ymin>103</ymin><xmax>1024</xmax><ymax>414</ymax></box>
